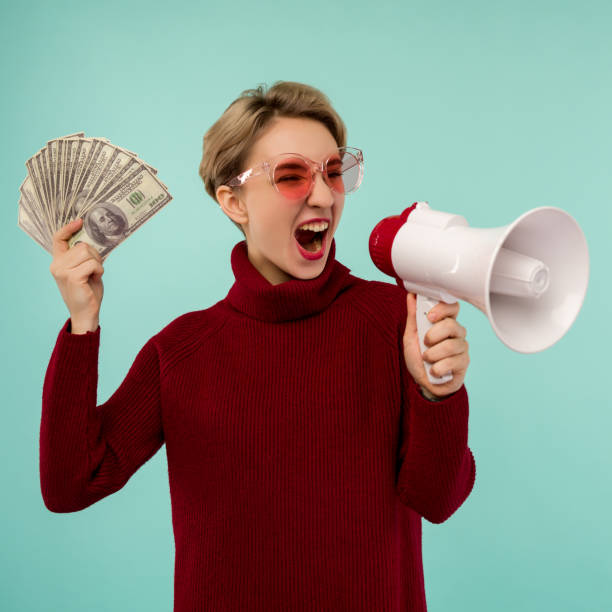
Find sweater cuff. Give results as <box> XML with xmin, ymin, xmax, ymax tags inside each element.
<box><xmin>411</xmin><ymin>376</ymin><xmax>467</xmax><ymax>406</ymax></box>
<box><xmin>408</xmin><ymin>376</ymin><xmax>469</xmax><ymax>434</ymax></box>
<box><xmin>418</xmin><ymin>386</ymin><xmax>446</xmax><ymax>402</ymax></box>
<box><xmin>56</xmin><ymin>318</ymin><xmax>101</xmax><ymax>375</ymax></box>
<box><xmin>63</xmin><ymin>318</ymin><xmax>100</xmax><ymax>336</ymax></box>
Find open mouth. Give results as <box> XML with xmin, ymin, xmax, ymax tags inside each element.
<box><xmin>295</xmin><ymin>228</ymin><xmax>326</xmax><ymax>252</ymax></box>
<box><xmin>294</xmin><ymin>221</ymin><xmax>329</xmax><ymax>258</ymax></box>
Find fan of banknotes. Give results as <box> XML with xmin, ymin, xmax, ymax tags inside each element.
<box><xmin>18</xmin><ymin>132</ymin><xmax>173</xmax><ymax>259</ymax></box>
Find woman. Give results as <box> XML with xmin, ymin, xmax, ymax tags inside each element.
<box><xmin>41</xmin><ymin>81</ymin><xmax>474</xmax><ymax>611</ymax></box>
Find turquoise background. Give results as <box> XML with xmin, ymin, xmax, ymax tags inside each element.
<box><xmin>1</xmin><ymin>0</ymin><xmax>610</xmax><ymax>610</ymax></box>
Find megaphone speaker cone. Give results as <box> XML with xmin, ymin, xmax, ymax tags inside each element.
<box><xmin>485</xmin><ymin>207</ymin><xmax>589</xmax><ymax>353</ymax></box>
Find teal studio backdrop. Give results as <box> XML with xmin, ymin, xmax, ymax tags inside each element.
<box><xmin>1</xmin><ymin>0</ymin><xmax>610</xmax><ymax>610</ymax></box>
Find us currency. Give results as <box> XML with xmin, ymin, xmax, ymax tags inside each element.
<box><xmin>67</xmin><ymin>162</ymin><xmax>172</xmax><ymax>259</ymax></box>
<box><xmin>18</xmin><ymin>132</ymin><xmax>172</xmax><ymax>258</ymax></box>
<box><xmin>18</xmin><ymin>191</ymin><xmax>52</xmax><ymax>253</ymax></box>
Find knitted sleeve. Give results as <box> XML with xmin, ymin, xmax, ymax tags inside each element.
<box><xmin>39</xmin><ymin>319</ymin><xmax>164</xmax><ymax>513</ymax></box>
<box><xmin>393</xmin><ymin>290</ymin><xmax>476</xmax><ymax>524</ymax></box>
<box><xmin>349</xmin><ymin>278</ymin><xmax>476</xmax><ymax>524</ymax></box>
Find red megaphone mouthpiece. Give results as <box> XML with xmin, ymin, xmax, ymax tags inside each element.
<box><xmin>368</xmin><ymin>204</ymin><xmax>418</xmax><ymax>278</ymax></box>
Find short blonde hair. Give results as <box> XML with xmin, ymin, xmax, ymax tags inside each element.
<box><xmin>199</xmin><ymin>81</ymin><xmax>347</xmax><ymax>231</ymax></box>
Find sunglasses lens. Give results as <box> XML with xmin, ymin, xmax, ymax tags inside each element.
<box><xmin>326</xmin><ymin>150</ymin><xmax>361</xmax><ymax>194</ymax></box>
<box><xmin>273</xmin><ymin>157</ymin><xmax>312</xmax><ymax>199</ymax></box>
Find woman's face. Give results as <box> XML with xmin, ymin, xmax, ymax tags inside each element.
<box><xmin>222</xmin><ymin>116</ymin><xmax>345</xmax><ymax>285</ymax></box>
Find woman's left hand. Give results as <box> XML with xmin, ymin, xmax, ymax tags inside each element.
<box><xmin>402</xmin><ymin>292</ymin><xmax>470</xmax><ymax>400</ymax></box>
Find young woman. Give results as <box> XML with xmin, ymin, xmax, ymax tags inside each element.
<box><xmin>41</xmin><ymin>81</ymin><xmax>474</xmax><ymax>611</ymax></box>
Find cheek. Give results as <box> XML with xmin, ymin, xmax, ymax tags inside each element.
<box><xmin>332</xmin><ymin>200</ymin><xmax>345</xmax><ymax>231</ymax></box>
<box><xmin>250</xmin><ymin>205</ymin><xmax>292</xmax><ymax>245</ymax></box>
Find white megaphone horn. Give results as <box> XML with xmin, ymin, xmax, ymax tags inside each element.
<box><xmin>369</xmin><ymin>202</ymin><xmax>589</xmax><ymax>385</ymax></box>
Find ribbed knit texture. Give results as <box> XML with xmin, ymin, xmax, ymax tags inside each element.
<box><xmin>40</xmin><ymin>239</ymin><xmax>476</xmax><ymax>612</ymax></box>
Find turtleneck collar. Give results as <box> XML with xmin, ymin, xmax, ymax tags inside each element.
<box><xmin>226</xmin><ymin>240</ymin><xmax>354</xmax><ymax>322</ymax></box>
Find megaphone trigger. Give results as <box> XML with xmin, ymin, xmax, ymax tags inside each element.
<box><xmin>416</xmin><ymin>293</ymin><xmax>455</xmax><ymax>385</ymax></box>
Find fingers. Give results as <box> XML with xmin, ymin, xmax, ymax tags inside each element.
<box><xmin>422</xmin><ymin>337</ymin><xmax>469</xmax><ymax>365</ymax></box>
<box><xmin>67</xmin><ymin>241</ymin><xmax>103</xmax><ymax>266</ymax></box>
<box><xmin>421</xmin><ymin>315</ymin><xmax>470</xmax><ymax>379</ymax></box>
<box><xmin>404</xmin><ymin>293</ymin><xmax>418</xmax><ymax>339</ymax></box>
<box><xmin>423</xmin><ymin>317</ymin><xmax>467</xmax><ymax>347</ymax></box>
<box><xmin>72</xmin><ymin>257</ymin><xmax>105</xmax><ymax>281</ymax></box>
<box><xmin>52</xmin><ymin>218</ymin><xmax>83</xmax><ymax>257</ymax></box>
<box><xmin>427</xmin><ymin>300</ymin><xmax>460</xmax><ymax>322</ymax></box>
<box><xmin>428</xmin><ymin>351</ymin><xmax>470</xmax><ymax>379</ymax></box>
<box><xmin>50</xmin><ymin>241</ymin><xmax>103</xmax><ymax>279</ymax></box>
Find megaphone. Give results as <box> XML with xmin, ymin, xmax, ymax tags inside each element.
<box><xmin>369</xmin><ymin>202</ymin><xmax>589</xmax><ymax>384</ymax></box>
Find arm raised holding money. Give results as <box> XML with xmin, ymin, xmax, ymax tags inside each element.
<box><xmin>41</xmin><ymin>217</ymin><xmax>164</xmax><ymax>514</ymax></box>
<box><xmin>35</xmin><ymin>135</ymin><xmax>169</xmax><ymax>514</ymax></box>
<box><xmin>49</xmin><ymin>218</ymin><xmax>104</xmax><ymax>334</ymax></box>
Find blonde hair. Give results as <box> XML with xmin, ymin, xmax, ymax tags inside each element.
<box><xmin>199</xmin><ymin>81</ymin><xmax>347</xmax><ymax>232</ymax></box>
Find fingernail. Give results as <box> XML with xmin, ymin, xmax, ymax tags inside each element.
<box><xmin>428</xmin><ymin>311</ymin><xmax>436</xmax><ymax>321</ymax></box>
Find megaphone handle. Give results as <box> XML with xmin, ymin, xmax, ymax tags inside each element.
<box><xmin>416</xmin><ymin>294</ymin><xmax>454</xmax><ymax>385</ymax></box>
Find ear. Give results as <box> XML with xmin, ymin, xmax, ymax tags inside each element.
<box><xmin>216</xmin><ymin>185</ymin><xmax>248</xmax><ymax>226</ymax></box>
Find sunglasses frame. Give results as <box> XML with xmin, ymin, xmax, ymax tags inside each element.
<box><xmin>226</xmin><ymin>146</ymin><xmax>364</xmax><ymax>199</ymax></box>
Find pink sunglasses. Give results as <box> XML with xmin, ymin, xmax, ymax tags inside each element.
<box><xmin>226</xmin><ymin>147</ymin><xmax>364</xmax><ymax>200</ymax></box>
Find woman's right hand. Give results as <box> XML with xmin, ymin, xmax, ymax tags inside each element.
<box><xmin>50</xmin><ymin>218</ymin><xmax>104</xmax><ymax>334</ymax></box>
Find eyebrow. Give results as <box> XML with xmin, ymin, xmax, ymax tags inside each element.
<box><xmin>277</xmin><ymin>151</ymin><xmax>341</xmax><ymax>163</ymax></box>
<box><xmin>276</xmin><ymin>161</ymin><xmax>306</xmax><ymax>170</ymax></box>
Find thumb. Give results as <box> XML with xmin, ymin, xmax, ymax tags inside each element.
<box><xmin>52</xmin><ymin>218</ymin><xmax>83</xmax><ymax>257</ymax></box>
<box><xmin>404</xmin><ymin>292</ymin><xmax>418</xmax><ymax>341</ymax></box>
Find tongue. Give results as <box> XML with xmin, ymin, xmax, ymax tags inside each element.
<box><xmin>295</xmin><ymin>229</ymin><xmax>316</xmax><ymax>246</ymax></box>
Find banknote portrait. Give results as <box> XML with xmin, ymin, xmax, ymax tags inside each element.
<box><xmin>83</xmin><ymin>202</ymin><xmax>129</xmax><ymax>247</ymax></box>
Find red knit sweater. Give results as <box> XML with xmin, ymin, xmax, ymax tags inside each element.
<box><xmin>40</xmin><ymin>240</ymin><xmax>475</xmax><ymax>611</ymax></box>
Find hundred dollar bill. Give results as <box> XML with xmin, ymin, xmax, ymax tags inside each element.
<box><xmin>67</xmin><ymin>163</ymin><xmax>172</xmax><ymax>259</ymax></box>
<box><xmin>21</xmin><ymin>169</ymin><xmax>51</xmax><ymax>231</ymax></box>
<box><xmin>19</xmin><ymin>132</ymin><xmax>172</xmax><ymax>257</ymax></box>
<box><xmin>63</xmin><ymin>138</ymin><xmax>100</xmax><ymax>217</ymax></box>
<box><xmin>18</xmin><ymin>199</ymin><xmax>52</xmax><ymax>253</ymax></box>
<box><xmin>75</xmin><ymin>142</ymin><xmax>140</xmax><ymax>212</ymax></box>
<box><xmin>59</xmin><ymin>137</ymin><xmax>87</xmax><ymax>226</ymax></box>
<box><xmin>18</xmin><ymin>187</ymin><xmax>52</xmax><ymax>252</ymax></box>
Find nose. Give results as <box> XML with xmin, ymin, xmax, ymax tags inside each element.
<box><xmin>306</xmin><ymin>169</ymin><xmax>335</xmax><ymax>208</ymax></box>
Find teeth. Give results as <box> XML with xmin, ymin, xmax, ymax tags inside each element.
<box><xmin>297</xmin><ymin>221</ymin><xmax>329</xmax><ymax>232</ymax></box>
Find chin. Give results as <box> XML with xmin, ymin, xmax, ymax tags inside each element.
<box><xmin>293</xmin><ymin>268</ymin><xmax>323</xmax><ymax>280</ymax></box>
<box><xmin>291</xmin><ymin>258</ymin><xmax>327</xmax><ymax>280</ymax></box>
